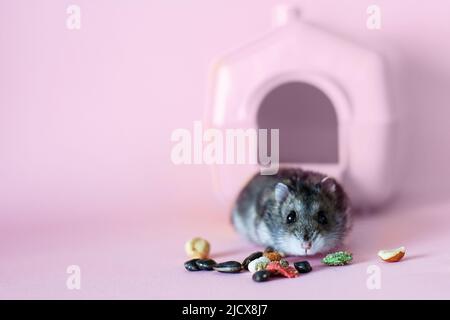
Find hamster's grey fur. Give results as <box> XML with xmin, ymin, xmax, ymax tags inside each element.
<box><xmin>231</xmin><ymin>168</ymin><xmax>352</xmax><ymax>256</ymax></box>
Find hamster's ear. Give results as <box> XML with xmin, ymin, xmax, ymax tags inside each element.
<box><xmin>275</xmin><ymin>182</ymin><xmax>290</xmax><ymax>202</ymax></box>
<box><xmin>319</xmin><ymin>176</ymin><xmax>336</xmax><ymax>193</ymax></box>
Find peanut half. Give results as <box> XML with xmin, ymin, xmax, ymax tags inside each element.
<box><xmin>378</xmin><ymin>246</ymin><xmax>406</xmax><ymax>262</ymax></box>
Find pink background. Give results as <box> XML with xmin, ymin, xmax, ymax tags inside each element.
<box><xmin>1</xmin><ymin>0</ymin><xmax>450</xmax><ymax>299</ymax></box>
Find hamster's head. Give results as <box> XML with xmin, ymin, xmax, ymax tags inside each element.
<box><xmin>265</xmin><ymin>175</ymin><xmax>351</xmax><ymax>256</ymax></box>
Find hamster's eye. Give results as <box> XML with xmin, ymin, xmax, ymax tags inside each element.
<box><xmin>286</xmin><ymin>211</ymin><xmax>297</xmax><ymax>224</ymax></box>
<box><xmin>317</xmin><ymin>211</ymin><xmax>328</xmax><ymax>225</ymax></box>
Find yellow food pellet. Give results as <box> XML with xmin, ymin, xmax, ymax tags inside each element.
<box><xmin>263</xmin><ymin>251</ymin><xmax>282</xmax><ymax>261</ymax></box>
<box><xmin>185</xmin><ymin>237</ymin><xmax>210</xmax><ymax>259</ymax></box>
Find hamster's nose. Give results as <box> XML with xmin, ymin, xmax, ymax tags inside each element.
<box><xmin>301</xmin><ymin>241</ymin><xmax>312</xmax><ymax>249</ymax></box>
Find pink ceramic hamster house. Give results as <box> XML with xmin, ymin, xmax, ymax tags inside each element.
<box><xmin>207</xmin><ymin>6</ymin><xmax>397</xmax><ymax>208</ymax></box>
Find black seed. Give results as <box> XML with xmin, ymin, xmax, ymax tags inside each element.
<box><xmin>184</xmin><ymin>259</ymin><xmax>201</xmax><ymax>271</ymax></box>
<box><xmin>195</xmin><ymin>259</ymin><xmax>216</xmax><ymax>271</ymax></box>
<box><xmin>242</xmin><ymin>252</ymin><xmax>263</xmax><ymax>270</ymax></box>
<box><xmin>294</xmin><ymin>261</ymin><xmax>312</xmax><ymax>273</ymax></box>
<box><xmin>252</xmin><ymin>270</ymin><xmax>272</xmax><ymax>282</ymax></box>
<box><xmin>213</xmin><ymin>261</ymin><xmax>242</xmax><ymax>273</ymax></box>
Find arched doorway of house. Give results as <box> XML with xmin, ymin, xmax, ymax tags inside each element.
<box><xmin>257</xmin><ymin>81</ymin><xmax>339</xmax><ymax>164</ymax></box>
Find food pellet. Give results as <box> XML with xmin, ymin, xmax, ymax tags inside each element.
<box><xmin>266</xmin><ymin>261</ymin><xmax>298</xmax><ymax>278</ymax></box>
<box><xmin>252</xmin><ymin>270</ymin><xmax>272</xmax><ymax>282</ymax></box>
<box><xmin>378</xmin><ymin>246</ymin><xmax>406</xmax><ymax>262</ymax></box>
<box><xmin>279</xmin><ymin>259</ymin><xmax>289</xmax><ymax>268</ymax></box>
<box><xmin>213</xmin><ymin>261</ymin><xmax>242</xmax><ymax>273</ymax></box>
<box><xmin>248</xmin><ymin>256</ymin><xmax>270</xmax><ymax>273</ymax></box>
<box><xmin>293</xmin><ymin>261</ymin><xmax>312</xmax><ymax>273</ymax></box>
<box><xmin>322</xmin><ymin>251</ymin><xmax>353</xmax><ymax>266</ymax></box>
<box><xmin>184</xmin><ymin>259</ymin><xmax>201</xmax><ymax>271</ymax></box>
<box><xmin>242</xmin><ymin>251</ymin><xmax>263</xmax><ymax>270</ymax></box>
<box><xmin>195</xmin><ymin>259</ymin><xmax>216</xmax><ymax>271</ymax></box>
<box><xmin>185</xmin><ymin>237</ymin><xmax>210</xmax><ymax>259</ymax></box>
<box><xmin>263</xmin><ymin>251</ymin><xmax>283</xmax><ymax>262</ymax></box>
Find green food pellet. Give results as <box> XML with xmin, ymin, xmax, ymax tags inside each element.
<box><xmin>279</xmin><ymin>259</ymin><xmax>289</xmax><ymax>268</ymax></box>
<box><xmin>322</xmin><ymin>251</ymin><xmax>353</xmax><ymax>266</ymax></box>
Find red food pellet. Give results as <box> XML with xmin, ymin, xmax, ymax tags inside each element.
<box><xmin>266</xmin><ymin>261</ymin><xmax>299</xmax><ymax>278</ymax></box>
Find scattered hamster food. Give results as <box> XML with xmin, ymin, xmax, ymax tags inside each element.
<box><xmin>279</xmin><ymin>259</ymin><xmax>289</xmax><ymax>268</ymax></box>
<box><xmin>195</xmin><ymin>259</ymin><xmax>216</xmax><ymax>270</ymax></box>
<box><xmin>322</xmin><ymin>251</ymin><xmax>353</xmax><ymax>266</ymax></box>
<box><xmin>183</xmin><ymin>239</ymin><xmax>360</xmax><ymax>282</ymax></box>
<box><xmin>294</xmin><ymin>261</ymin><xmax>312</xmax><ymax>273</ymax></box>
<box><xmin>213</xmin><ymin>261</ymin><xmax>242</xmax><ymax>273</ymax></box>
<box><xmin>185</xmin><ymin>237</ymin><xmax>210</xmax><ymax>259</ymax></box>
<box><xmin>266</xmin><ymin>261</ymin><xmax>298</xmax><ymax>278</ymax></box>
<box><xmin>248</xmin><ymin>256</ymin><xmax>270</xmax><ymax>274</ymax></box>
<box><xmin>252</xmin><ymin>270</ymin><xmax>272</xmax><ymax>282</ymax></box>
<box><xmin>184</xmin><ymin>259</ymin><xmax>201</xmax><ymax>271</ymax></box>
<box><xmin>378</xmin><ymin>246</ymin><xmax>406</xmax><ymax>262</ymax></box>
<box><xmin>263</xmin><ymin>247</ymin><xmax>283</xmax><ymax>261</ymax></box>
<box><xmin>242</xmin><ymin>251</ymin><xmax>263</xmax><ymax>270</ymax></box>
<box><xmin>263</xmin><ymin>251</ymin><xmax>283</xmax><ymax>262</ymax></box>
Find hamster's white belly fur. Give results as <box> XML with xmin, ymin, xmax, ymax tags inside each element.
<box><xmin>232</xmin><ymin>206</ymin><xmax>272</xmax><ymax>246</ymax></box>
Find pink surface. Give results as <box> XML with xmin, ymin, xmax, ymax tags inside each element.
<box><xmin>1</xmin><ymin>0</ymin><xmax>450</xmax><ymax>299</ymax></box>
<box><xmin>2</xmin><ymin>200</ymin><xmax>450</xmax><ymax>299</ymax></box>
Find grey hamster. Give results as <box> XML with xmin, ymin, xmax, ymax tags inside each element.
<box><xmin>231</xmin><ymin>168</ymin><xmax>352</xmax><ymax>256</ymax></box>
